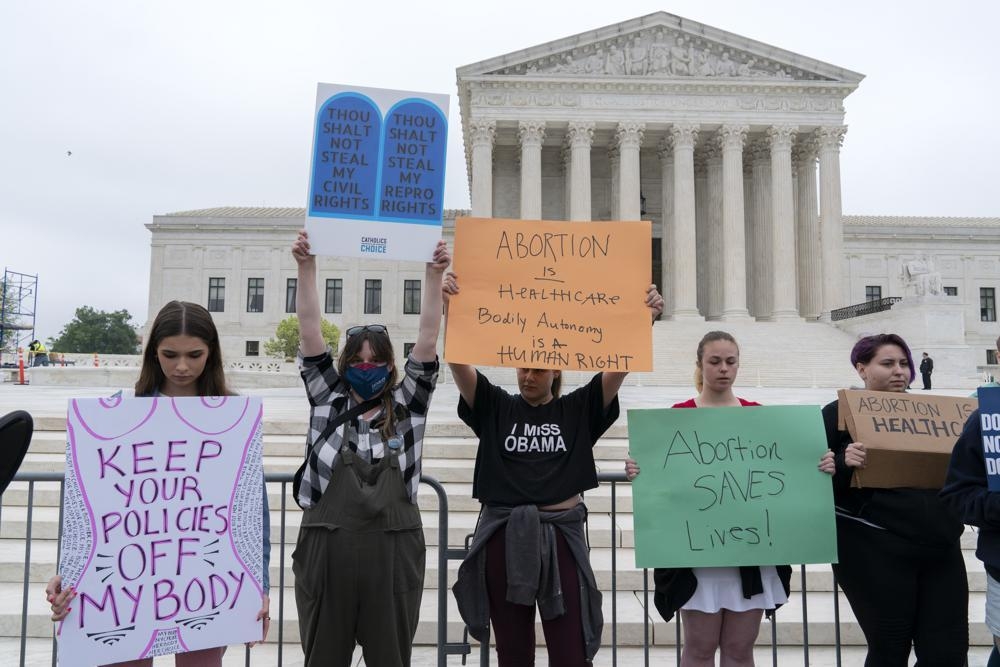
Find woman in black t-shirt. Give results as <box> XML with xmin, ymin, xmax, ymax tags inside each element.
<box><xmin>445</xmin><ymin>272</ymin><xmax>663</xmax><ymax>667</ymax></box>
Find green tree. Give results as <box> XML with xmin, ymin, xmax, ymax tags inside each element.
<box><xmin>264</xmin><ymin>315</ymin><xmax>339</xmax><ymax>360</ymax></box>
<box><xmin>0</xmin><ymin>278</ymin><xmax>18</xmax><ymax>357</ymax></box>
<box><xmin>50</xmin><ymin>307</ymin><xmax>139</xmax><ymax>354</ymax></box>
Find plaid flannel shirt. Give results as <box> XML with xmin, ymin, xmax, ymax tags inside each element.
<box><xmin>296</xmin><ymin>347</ymin><xmax>438</xmax><ymax>509</ymax></box>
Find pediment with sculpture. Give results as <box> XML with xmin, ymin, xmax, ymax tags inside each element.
<box><xmin>483</xmin><ymin>26</ymin><xmax>835</xmax><ymax>82</ymax></box>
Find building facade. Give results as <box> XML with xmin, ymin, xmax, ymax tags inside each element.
<box><xmin>145</xmin><ymin>14</ymin><xmax>1000</xmax><ymax>369</ymax></box>
<box><xmin>145</xmin><ymin>207</ymin><xmax>441</xmax><ymax>364</ymax></box>
<box><xmin>457</xmin><ymin>12</ymin><xmax>862</xmax><ymax>323</ymax></box>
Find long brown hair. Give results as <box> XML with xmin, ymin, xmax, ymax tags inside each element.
<box><xmin>135</xmin><ymin>301</ymin><xmax>232</xmax><ymax>397</ymax></box>
<box><xmin>337</xmin><ymin>328</ymin><xmax>399</xmax><ymax>440</ymax></box>
<box><xmin>694</xmin><ymin>330</ymin><xmax>739</xmax><ymax>393</ymax></box>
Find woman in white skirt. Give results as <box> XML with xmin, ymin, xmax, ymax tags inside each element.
<box><xmin>626</xmin><ymin>331</ymin><xmax>800</xmax><ymax>667</ymax></box>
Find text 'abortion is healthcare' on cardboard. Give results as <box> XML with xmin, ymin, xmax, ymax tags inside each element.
<box><xmin>445</xmin><ymin>217</ymin><xmax>652</xmax><ymax>372</ymax></box>
<box><xmin>837</xmin><ymin>389</ymin><xmax>976</xmax><ymax>488</ymax></box>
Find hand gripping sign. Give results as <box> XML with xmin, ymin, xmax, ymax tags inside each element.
<box><xmin>57</xmin><ymin>396</ymin><xmax>264</xmax><ymax>665</ymax></box>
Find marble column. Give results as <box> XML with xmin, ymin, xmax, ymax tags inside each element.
<box><xmin>668</xmin><ymin>124</ymin><xmax>700</xmax><ymax>318</ymax></box>
<box><xmin>518</xmin><ymin>121</ymin><xmax>545</xmax><ymax>220</ymax></box>
<box><xmin>769</xmin><ymin>125</ymin><xmax>800</xmax><ymax>320</ymax></box>
<box><xmin>719</xmin><ymin>125</ymin><xmax>751</xmax><ymax>320</ymax></box>
<box><xmin>470</xmin><ymin>119</ymin><xmax>496</xmax><ymax>217</ymax></box>
<box><xmin>658</xmin><ymin>139</ymin><xmax>674</xmax><ymax>315</ymax></box>
<box><xmin>743</xmin><ymin>159</ymin><xmax>754</xmax><ymax>316</ymax></box>
<box><xmin>567</xmin><ymin>122</ymin><xmax>595</xmax><ymax>221</ymax></box>
<box><xmin>608</xmin><ymin>146</ymin><xmax>620</xmax><ymax>220</ymax></box>
<box><xmin>794</xmin><ymin>141</ymin><xmax>821</xmax><ymax>320</ymax></box>
<box><xmin>749</xmin><ymin>138</ymin><xmax>772</xmax><ymax>319</ymax></box>
<box><xmin>695</xmin><ymin>152</ymin><xmax>709</xmax><ymax>316</ymax></box>
<box><xmin>705</xmin><ymin>142</ymin><xmax>724</xmax><ymax>320</ymax></box>
<box><xmin>617</xmin><ymin>122</ymin><xmax>645</xmax><ymax>221</ymax></box>
<box><xmin>561</xmin><ymin>144</ymin><xmax>572</xmax><ymax>221</ymax></box>
<box><xmin>816</xmin><ymin>126</ymin><xmax>847</xmax><ymax>319</ymax></box>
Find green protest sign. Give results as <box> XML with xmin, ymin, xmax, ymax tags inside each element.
<box><xmin>628</xmin><ymin>405</ymin><xmax>837</xmax><ymax>568</ymax></box>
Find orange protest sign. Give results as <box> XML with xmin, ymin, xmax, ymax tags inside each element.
<box><xmin>445</xmin><ymin>217</ymin><xmax>653</xmax><ymax>372</ymax></box>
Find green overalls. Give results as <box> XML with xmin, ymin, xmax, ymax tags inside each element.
<box><xmin>292</xmin><ymin>445</ymin><xmax>425</xmax><ymax>667</ymax></box>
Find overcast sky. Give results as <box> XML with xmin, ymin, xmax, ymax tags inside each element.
<box><xmin>2</xmin><ymin>0</ymin><xmax>998</xmax><ymax>341</ymax></box>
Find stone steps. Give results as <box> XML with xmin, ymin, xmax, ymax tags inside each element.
<box><xmin>455</xmin><ymin>318</ymin><xmax>875</xmax><ymax>388</ymax></box>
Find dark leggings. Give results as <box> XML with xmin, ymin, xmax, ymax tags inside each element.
<box><xmin>833</xmin><ymin>518</ymin><xmax>968</xmax><ymax>667</ymax></box>
<box><xmin>485</xmin><ymin>525</ymin><xmax>587</xmax><ymax>667</ymax></box>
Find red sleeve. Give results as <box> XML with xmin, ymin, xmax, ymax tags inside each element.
<box><xmin>671</xmin><ymin>397</ymin><xmax>762</xmax><ymax>407</ymax></box>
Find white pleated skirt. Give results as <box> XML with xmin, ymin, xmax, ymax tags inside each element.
<box><xmin>681</xmin><ymin>566</ymin><xmax>788</xmax><ymax>614</ymax></box>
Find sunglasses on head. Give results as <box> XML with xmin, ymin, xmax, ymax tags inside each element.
<box><xmin>346</xmin><ymin>324</ymin><xmax>389</xmax><ymax>338</ymax></box>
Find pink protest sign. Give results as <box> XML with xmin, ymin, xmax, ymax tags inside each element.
<box><xmin>57</xmin><ymin>396</ymin><xmax>264</xmax><ymax>665</ymax></box>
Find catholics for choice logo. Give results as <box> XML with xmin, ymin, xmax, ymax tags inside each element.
<box><xmin>359</xmin><ymin>236</ymin><xmax>388</xmax><ymax>254</ymax></box>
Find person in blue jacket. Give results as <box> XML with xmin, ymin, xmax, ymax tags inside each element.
<box><xmin>941</xmin><ymin>335</ymin><xmax>1000</xmax><ymax>666</ymax></box>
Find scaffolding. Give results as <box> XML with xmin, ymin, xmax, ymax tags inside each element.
<box><xmin>0</xmin><ymin>269</ymin><xmax>38</xmax><ymax>368</ymax></box>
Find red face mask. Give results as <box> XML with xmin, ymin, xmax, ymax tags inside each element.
<box><xmin>350</xmin><ymin>362</ymin><xmax>382</xmax><ymax>371</ymax></box>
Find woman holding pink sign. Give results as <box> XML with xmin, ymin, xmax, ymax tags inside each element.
<box><xmin>626</xmin><ymin>331</ymin><xmax>793</xmax><ymax>667</ymax></box>
<box><xmin>45</xmin><ymin>300</ymin><xmax>272</xmax><ymax>666</ymax></box>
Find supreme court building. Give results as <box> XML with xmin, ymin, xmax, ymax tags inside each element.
<box><xmin>458</xmin><ymin>13</ymin><xmax>859</xmax><ymax>324</ymax></box>
<box><xmin>146</xmin><ymin>13</ymin><xmax>1000</xmax><ymax>372</ymax></box>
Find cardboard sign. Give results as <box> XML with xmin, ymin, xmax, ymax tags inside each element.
<box><xmin>837</xmin><ymin>389</ymin><xmax>977</xmax><ymax>489</ymax></box>
<box><xmin>445</xmin><ymin>217</ymin><xmax>653</xmax><ymax>372</ymax></box>
<box><xmin>305</xmin><ymin>82</ymin><xmax>449</xmax><ymax>262</ymax></box>
<box><xmin>979</xmin><ymin>386</ymin><xmax>1000</xmax><ymax>490</ymax></box>
<box><xmin>628</xmin><ymin>405</ymin><xmax>837</xmax><ymax>568</ymax></box>
<box><xmin>57</xmin><ymin>396</ymin><xmax>264</xmax><ymax>665</ymax></box>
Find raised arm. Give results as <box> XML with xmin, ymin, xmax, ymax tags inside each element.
<box><xmin>410</xmin><ymin>240</ymin><xmax>450</xmax><ymax>363</ymax></box>
<box><xmin>293</xmin><ymin>230</ymin><xmax>326</xmax><ymax>357</ymax></box>
<box><xmin>601</xmin><ymin>284</ymin><xmax>664</xmax><ymax>408</ymax></box>
<box><xmin>442</xmin><ymin>271</ymin><xmax>478</xmax><ymax>408</ymax></box>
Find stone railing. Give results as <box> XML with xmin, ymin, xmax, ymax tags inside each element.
<box><xmin>227</xmin><ymin>358</ymin><xmax>291</xmax><ymax>373</ymax></box>
<box><xmin>830</xmin><ymin>296</ymin><xmax>903</xmax><ymax>321</ymax></box>
<box><xmin>48</xmin><ymin>354</ymin><xmax>293</xmax><ymax>373</ymax></box>
<box><xmin>47</xmin><ymin>353</ymin><xmax>140</xmax><ymax>367</ymax></box>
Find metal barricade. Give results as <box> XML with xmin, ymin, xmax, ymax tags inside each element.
<box><xmin>5</xmin><ymin>472</ymin><xmax>845</xmax><ymax>666</ymax></box>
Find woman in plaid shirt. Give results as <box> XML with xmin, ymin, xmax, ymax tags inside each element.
<box><xmin>290</xmin><ymin>230</ymin><xmax>450</xmax><ymax>667</ymax></box>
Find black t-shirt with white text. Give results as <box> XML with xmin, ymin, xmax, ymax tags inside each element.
<box><xmin>458</xmin><ymin>371</ymin><xmax>620</xmax><ymax>506</ymax></box>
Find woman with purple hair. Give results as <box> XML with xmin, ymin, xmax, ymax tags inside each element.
<box><xmin>817</xmin><ymin>333</ymin><xmax>967</xmax><ymax>666</ymax></box>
